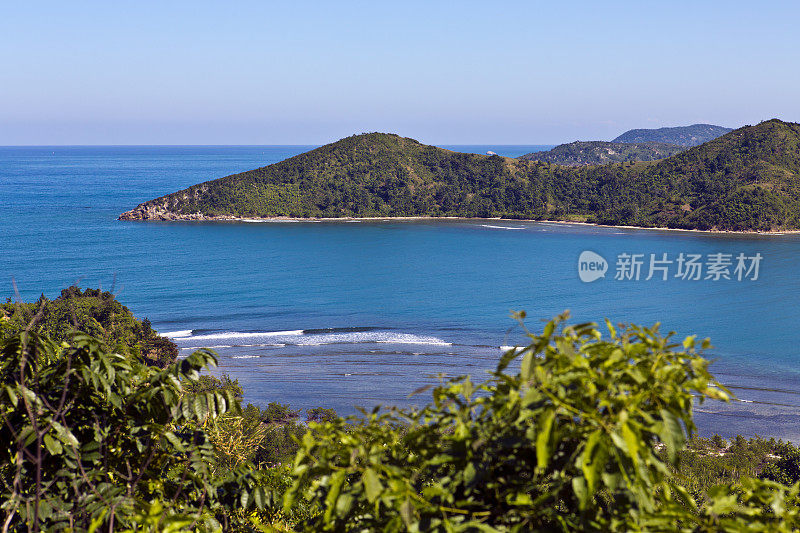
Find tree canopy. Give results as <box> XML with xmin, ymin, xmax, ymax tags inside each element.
<box><xmin>1</xmin><ymin>286</ymin><xmax>177</xmax><ymax>368</ymax></box>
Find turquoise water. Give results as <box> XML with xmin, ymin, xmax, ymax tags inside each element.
<box><xmin>2</xmin><ymin>145</ymin><xmax>800</xmax><ymax>439</ymax></box>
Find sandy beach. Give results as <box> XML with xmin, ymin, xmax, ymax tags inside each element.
<box><xmin>125</xmin><ymin>213</ymin><xmax>800</xmax><ymax>236</ymax></box>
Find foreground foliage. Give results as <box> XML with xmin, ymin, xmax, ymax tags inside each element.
<box><xmin>0</xmin><ymin>328</ymin><xmax>274</xmax><ymax>530</ymax></box>
<box><xmin>4</xmin><ymin>300</ymin><xmax>800</xmax><ymax>531</ymax></box>
<box><xmin>286</xmin><ymin>313</ymin><xmax>800</xmax><ymax>531</ymax></box>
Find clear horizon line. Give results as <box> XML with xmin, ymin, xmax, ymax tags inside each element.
<box><xmin>0</xmin><ymin>142</ymin><xmax>558</xmax><ymax>148</ymax></box>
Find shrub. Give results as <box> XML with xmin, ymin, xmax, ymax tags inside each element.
<box><xmin>0</xmin><ymin>330</ymin><xmax>264</xmax><ymax>530</ymax></box>
<box><xmin>306</xmin><ymin>407</ymin><xmax>338</xmax><ymax>423</ymax></box>
<box><xmin>261</xmin><ymin>402</ymin><xmax>301</xmax><ymax>424</ymax></box>
<box><xmin>286</xmin><ymin>313</ymin><xmax>800</xmax><ymax>531</ymax></box>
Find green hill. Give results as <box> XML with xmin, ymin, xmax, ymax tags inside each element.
<box><xmin>1</xmin><ymin>286</ymin><xmax>178</xmax><ymax>367</ymax></box>
<box><xmin>519</xmin><ymin>141</ymin><xmax>685</xmax><ymax>165</ymax></box>
<box><xmin>612</xmin><ymin>123</ymin><xmax>733</xmax><ymax>146</ymax></box>
<box><xmin>120</xmin><ymin>119</ymin><xmax>800</xmax><ymax>232</ymax></box>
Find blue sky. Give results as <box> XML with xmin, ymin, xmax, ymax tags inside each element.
<box><xmin>1</xmin><ymin>1</ymin><xmax>798</xmax><ymax>144</ymax></box>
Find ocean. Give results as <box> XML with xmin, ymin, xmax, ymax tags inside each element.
<box><xmin>2</xmin><ymin>144</ymin><xmax>800</xmax><ymax>440</ymax></box>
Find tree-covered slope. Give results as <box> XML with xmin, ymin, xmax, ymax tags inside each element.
<box><xmin>519</xmin><ymin>141</ymin><xmax>685</xmax><ymax>165</ymax></box>
<box><xmin>612</xmin><ymin>123</ymin><xmax>733</xmax><ymax>146</ymax></box>
<box><xmin>120</xmin><ymin>119</ymin><xmax>800</xmax><ymax>231</ymax></box>
<box><xmin>1</xmin><ymin>286</ymin><xmax>178</xmax><ymax>367</ymax></box>
<box><xmin>120</xmin><ymin>133</ymin><xmax>551</xmax><ymax>220</ymax></box>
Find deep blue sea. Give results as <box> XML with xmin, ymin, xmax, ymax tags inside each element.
<box><xmin>2</xmin><ymin>144</ymin><xmax>800</xmax><ymax>440</ymax></box>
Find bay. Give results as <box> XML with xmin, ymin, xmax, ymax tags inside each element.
<box><xmin>2</xmin><ymin>145</ymin><xmax>799</xmax><ymax>439</ymax></box>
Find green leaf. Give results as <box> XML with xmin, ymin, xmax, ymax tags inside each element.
<box><xmin>363</xmin><ymin>468</ymin><xmax>383</xmax><ymax>503</ymax></box>
<box><xmin>581</xmin><ymin>429</ymin><xmax>603</xmax><ymax>494</ymax></box>
<box><xmin>43</xmin><ymin>434</ymin><xmax>63</xmax><ymax>455</ymax></box>
<box><xmin>521</xmin><ymin>350</ymin><xmax>536</xmax><ymax>382</ymax></box>
<box><xmin>324</xmin><ymin>469</ymin><xmax>347</xmax><ymax>522</ymax></box>
<box><xmin>194</xmin><ymin>394</ymin><xmax>209</xmax><ymax>421</ymax></box>
<box><xmin>497</xmin><ymin>347</ymin><xmax>520</xmax><ymax>373</ymax></box>
<box><xmin>536</xmin><ymin>409</ymin><xmax>556</xmax><ymax>469</ymax></box>
<box><xmin>336</xmin><ymin>493</ymin><xmax>354</xmax><ymax>517</ymax></box>
<box><xmin>510</xmin><ymin>493</ymin><xmax>533</xmax><ymax>506</ymax></box>
<box><xmin>5</xmin><ymin>386</ymin><xmax>18</xmax><ymax>407</ymax></box>
<box><xmin>463</xmin><ymin>462</ymin><xmax>477</xmax><ymax>486</ymax></box>
<box><xmin>163</xmin><ymin>431</ymin><xmax>186</xmax><ymax>453</ymax></box>
<box><xmin>605</xmin><ymin>318</ymin><xmax>617</xmax><ymax>339</ymax></box>
<box><xmin>708</xmin><ymin>488</ymin><xmax>739</xmax><ymax>516</ymax></box>
<box><xmin>658</xmin><ymin>408</ymin><xmax>685</xmax><ymax>463</ymax></box>
<box><xmin>572</xmin><ymin>476</ymin><xmax>588</xmax><ymax>508</ymax></box>
<box><xmin>399</xmin><ymin>498</ymin><xmax>415</xmax><ymax>528</ymax></box>
<box><xmin>543</xmin><ymin>320</ymin><xmax>555</xmax><ymax>338</ymax></box>
<box><xmin>621</xmin><ymin>422</ymin><xmax>641</xmax><ymax>465</ymax></box>
<box><xmin>51</xmin><ymin>420</ymin><xmax>80</xmax><ymax>448</ymax></box>
<box><xmin>88</xmin><ymin>510</ymin><xmax>108</xmax><ymax>533</ymax></box>
<box><xmin>683</xmin><ymin>335</ymin><xmax>696</xmax><ymax>349</ymax></box>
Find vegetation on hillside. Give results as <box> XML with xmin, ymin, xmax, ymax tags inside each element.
<box><xmin>120</xmin><ymin>119</ymin><xmax>800</xmax><ymax>232</ymax></box>
<box><xmin>1</xmin><ymin>286</ymin><xmax>177</xmax><ymax>367</ymax></box>
<box><xmin>519</xmin><ymin>141</ymin><xmax>685</xmax><ymax>166</ymax></box>
<box><xmin>0</xmin><ymin>304</ymin><xmax>317</xmax><ymax>530</ymax></box>
<box><xmin>612</xmin><ymin>124</ymin><xmax>733</xmax><ymax>146</ymax></box>
<box><xmin>5</xmin><ymin>292</ymin><xmax>800</xmax><ymax>531</ymax></box>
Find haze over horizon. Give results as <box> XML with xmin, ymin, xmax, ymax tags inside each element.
<box><xmin>1</xmin><ymin>1</ymin><xmax>798</xmax><ymax>145</ymax></box>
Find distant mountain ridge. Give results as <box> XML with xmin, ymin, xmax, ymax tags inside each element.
<box><xmin>519</xmin><ymin>141</ymin><xmax>684</xmax><ymax>166</ymax></box>
<box><xmin>612</xmin><ymin>124</ymin><xmax>732</xmax><ymax>146</ymax></box>
<box><xmin>120</xmin><ymin>119</ymin><xmax>800</xmax><ymax>232</ymax></box>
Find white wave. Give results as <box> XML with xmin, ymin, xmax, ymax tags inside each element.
<box><xmin>500</xmin><ymin>345</ymin><xmax>521</xmax><ymax>351</ymax></box>
<box><xmin>180</xmin><ymin>344</ymin><xmax>234</xmax><ymax>350</ymax></box>
<box><xmin>171</xmin><ymin>328</ymin><xmax>450</xmax><ymax>348</ymax></box>
<box><xmin>290</xmin><ymin>331</ymin><xmax>451</xmax><ymax>347</ymax></box>
<box><xmin>162</xmin><ymin>329</ymin><xmax>193</xmax><ymax>338</ymax></box>
<box><xmin>183</xmin><ymin>343</ymin><xmax>287</xmax><ymax>350</ymax></box>
<box><xmin>376</xmin><ymin>339</ymin><xmax>452</xmax><ymax>346</ymax></box>
<box><xmin>232</xmin><ymin>355</ymin><xmax>261</xmax><ymax>359</ymax></box>
<box><xmin>480</xmin><ymin>224</ymin><xmax>525</xmax><ymax>230</ymax></box>
<box><xmin>181</xmin><ymin>330</ymin><xmax>304</xmax><ymax>341</ymax></box>
<box><xmin>239</xmin><ymin>343</ymin><xmax>286</xmax><ymax>348</ymax></box>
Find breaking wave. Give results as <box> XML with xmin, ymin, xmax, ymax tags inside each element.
<box><xmin>170</xmin><ymin>327</ymin><xmax>452</xmax><ymax>348</ymax></box>
<box><xmin>162</xmin><ymin>329</ymin><xmax>193</xmax><ymax>338</ymax></box>
<box><xmin>479</xmin><ymin>224</ymin><xmax>526</xmax><ymax>230</ymax></box>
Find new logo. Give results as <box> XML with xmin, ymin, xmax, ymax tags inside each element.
<box><xmin>578</xmin><ymin>251</ymin><xmax>608</xmax><ymax>282</ymax></box>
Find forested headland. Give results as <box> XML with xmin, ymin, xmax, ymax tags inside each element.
<box><xmin>120</xmin><ymin>119</ymin><xmax>800</xmax><ymax>232</ymax></box>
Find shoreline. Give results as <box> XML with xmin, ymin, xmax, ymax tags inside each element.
<box><xmin>119</xmin><ymin>213</ymin><xmax>800</xmax><ymax>236</ymax></box>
